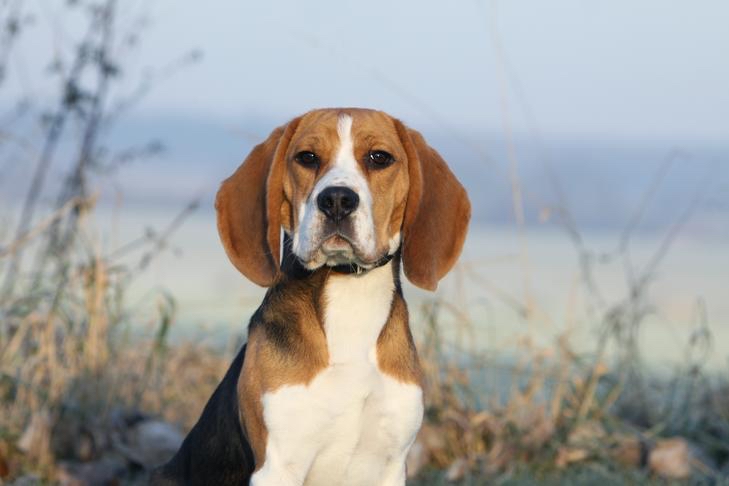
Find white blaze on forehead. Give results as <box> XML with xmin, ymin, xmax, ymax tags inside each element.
<box><xmin>325</xmin><ymin>113</ymin><xmax>371</xmax><ymax>205</ymax></box>
<box><xmin>336</xmin><ymin>114</ymin><xmax>354</xmax><ymax>162</ymax></box>
<box><xmin>318</xmin><ymin>114</ymin><xmax>369</xmax><ymax>194</ymax></box>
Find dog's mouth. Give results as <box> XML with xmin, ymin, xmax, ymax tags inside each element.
<box><xmin>319</xmin><ymin>233</ymin><xmax>368</xmax><ymax>266</ymax></box>
<box><xmin>321</xmin><ymin>234</ymin><xmax>354</xmax><ymax>257</ymax></box>
<box><xmin>298</xmin><ymin>231</ymin><xmax>382</xmax><ymax>270</ymax></box>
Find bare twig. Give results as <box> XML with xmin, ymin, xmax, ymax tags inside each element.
<box><xmin>0</xmin><ymin>196</ymin><xmax>90</xmax><ymax>259</ymax></box>
<box><xmin>0</xmin><ymin>17</ymin><xmax>99</xmax><ymax>299</ymax></box>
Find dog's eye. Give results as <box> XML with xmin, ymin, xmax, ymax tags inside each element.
<box><xmin>367</xmin><ymin>150</ymin><xmax>394</xmax><ymax>169</ymax></box>
<box><xmin>295</xmin><ymin>151</ymin><xmax>320</xmax><ymax>168</ymax></box>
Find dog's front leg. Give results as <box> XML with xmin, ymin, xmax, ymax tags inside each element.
<box><xmin>248</xmin><ymin>393</ymin><xmax>321</xmax><ymax>486</ymax></box>
<box><xmin>377</xmin><ymin>451</ymin><xmax>409</xmax><ymax>486</ymax></box>
<box><xmin>249</xmin><ymin>441</ymin><xmax>314</xmax><ymax>486</ymax></box>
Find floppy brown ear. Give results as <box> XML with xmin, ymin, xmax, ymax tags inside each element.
<box><xmin>395</xmin><ymin>121</ymin><xmax>471</xmax><ymax>291</ymax></box>
<box><xmin>215</xmin><ymin>118</ymin><xmax>300</xmax><ymax>287</ymax></box>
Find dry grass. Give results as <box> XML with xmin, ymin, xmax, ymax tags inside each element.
<box><xmin>402</xmin><ymin>233</ymin><xmax>729</xmax><ymax>484</ymax></box>
<box><xmin>0</xmin><ymin>208</ymin><xmax>231</xmax><ymax>481</ymax></box>
<box><xmin>403</xmin><ymin>287</ymin><xmax>729</xmax><ymax>483</ymax></box>
<box><xmin>2</xmin><ymin>211</ymin><xmax>727</xmax><ymax>484</ymax></box>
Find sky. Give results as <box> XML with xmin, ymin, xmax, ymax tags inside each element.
<box><xmin>140</xmin><ymin>0</ymin><xmax>729</xmax><ymax>142</ymax></box>
<box><xmin>1</xmin><ymin>0</ymin><xmax>727</xmax><ymax>229</ymax></box>
<box><xmin>2</xmin><ymin>0</ymin><xmax>729</xmax><ymax>142</ymax></box>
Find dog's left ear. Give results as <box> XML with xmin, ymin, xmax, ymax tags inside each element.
<box><xmin>216</xmin><ymin>117</ymin><xmax>301</xmax><ymax>287</ymax></box>
<box><xmin>395</xmin><ymin>120</ymin><xmax>471</xmax><ymax>291</ymax></box>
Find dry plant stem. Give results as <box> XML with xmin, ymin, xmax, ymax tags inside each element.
<box><xmin>575</xmin><ymin>356</ymin><xmax>605</xmax><ymax>423</ymax></box>
<box><xmin>84</xmin><ymin>234</ymin><xmax>109</xmax><ymax>372</ymax></box>
<box><xmin>617</xmin><ymin>153</ymin><xmax>680</xmax><ymax>287</ymax></box>
<box><xmin>0</xmin><ymin>18</ymin><xmax>99</xmax><ymax>301</ymax></box>
<box><xmin>42</xmin><ymin>269</ymin><xmax>64</xmax><ymax>400</ymax></box>
<box><xmin>0</xmin><ymin>111</ymin><xmax>67</xmax><ymax>299</ymax></box>
<box><xmin>463</xmin><ymin>264</ymin><xmax>528</xmax><ymax>319</ymax></box>
<box><xmin>108</xmin><ymin>198</ymin><xmax>200</xmax><ymax>268</ymax></box>
<box><xmin>550</xmin><ymin>334</ymin><xmax>573</xmax><ymax>422</ymax></box>
<box><xmin>487</xmin><ymin>0</ymin><xmax>536</xmax><ymax>324</ymax></box>
<box><xmin>38</xmin><ymin>0</ymin><xmax>118</xmax><ymax>284</ymax></box>
<box><xmin>0</xmin><ymin>196</ymin><xmax>89</xmax><ymax>259</ymax></box>
<box><xmin>0</xmin><ymin>0</ymin><xmax>24</xmax><ymax>85</ymax></box>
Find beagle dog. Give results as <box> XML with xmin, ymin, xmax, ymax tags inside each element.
<box><xmin>151</xmin><ymin>108</ymin><xmax>470</xmax><ymax>485</ymax></box>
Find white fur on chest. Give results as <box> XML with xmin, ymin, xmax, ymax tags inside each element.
<box><xmin>251</xmin><ymin>263</ymin><xmax>424</xmax><ymax>486</ymax></box>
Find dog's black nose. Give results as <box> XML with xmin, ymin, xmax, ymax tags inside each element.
<box><xmin>317</xmin><ymin>186</ymin><xmax>359</xmax><ymax>221</ymax></box>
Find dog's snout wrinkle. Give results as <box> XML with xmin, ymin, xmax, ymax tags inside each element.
<box><xmin>317</xmin><ymin>186</ymin><xmax>359</xmax><ymax>222</ymax></box>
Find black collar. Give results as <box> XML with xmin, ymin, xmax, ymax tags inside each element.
<box><xmin>329</xmin><ymin>252</ymin><xmax>395</xmax><ymax>275</ymax></box>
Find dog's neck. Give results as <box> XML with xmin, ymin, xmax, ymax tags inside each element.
<box><xmin>277</xmin><ymin>233</ymin><xmax>403</xmax><ymax>364</ymax></box>
<box><xmin>321</xmin><ymin>262</ymin><xmax>396</xmax><ymax>363</ymax></box>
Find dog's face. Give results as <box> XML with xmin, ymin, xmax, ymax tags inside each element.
<box><xmin>283</xmin><ymin>110</ymin><xmax>408</xmax><ymax>270</ymax></box>
<box><xmin>216</xmin><ymin>108</ymin><xmax>470</xmax><ymax>290</ymax></box>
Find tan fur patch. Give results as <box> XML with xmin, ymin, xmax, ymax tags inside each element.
<box><xmin>237</xmin><ymin>272</ymin><xmax>330</xmax><ymax>470</ymax></box>
<box><xmin>376</xmin><ymin>292</ymin><xmax>423</xmax><ymax>385</ymax></box>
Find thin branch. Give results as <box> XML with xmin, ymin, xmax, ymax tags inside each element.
<box><xmin>0</xmin><ymin>196</ymin><xmax>89</xmax><ymax>259</ymax></box>
<box><xmin>0</xmin><ymin>18</ymin><xmax>98</xmax><ymax>299</ymax></box>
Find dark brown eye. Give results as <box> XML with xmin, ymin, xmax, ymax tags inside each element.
<box><xmin>295</xmin><ymin>151</ymin><xmax>320</xmax><ymax>168</ymax></box>
<box><xmin>367</xmin><ymin>150</ymin><xmax>394</xmax><ymax>168</ymax></box>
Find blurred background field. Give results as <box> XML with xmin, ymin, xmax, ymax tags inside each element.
<box><xmin>0</xmin><ymin>0</ymin><xmax>727</xmax><ymax>484</ymax></box>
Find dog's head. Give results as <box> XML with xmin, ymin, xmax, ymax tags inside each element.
<box><xmin>216</xmin><ymin>108</ymin><xmax>470</xmax><ymax>290</ymax></box>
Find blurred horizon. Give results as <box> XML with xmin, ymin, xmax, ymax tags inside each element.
<box><xmin>2</xmin><ymin>111</ymin><xmax>727</xmax><ymax>232</ymax></box>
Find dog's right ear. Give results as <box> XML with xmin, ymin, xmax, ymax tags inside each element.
<box><xmin>216</xmin><ymin>118</ymin><xmax>301</xmax><ymax>287</ymax></box>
